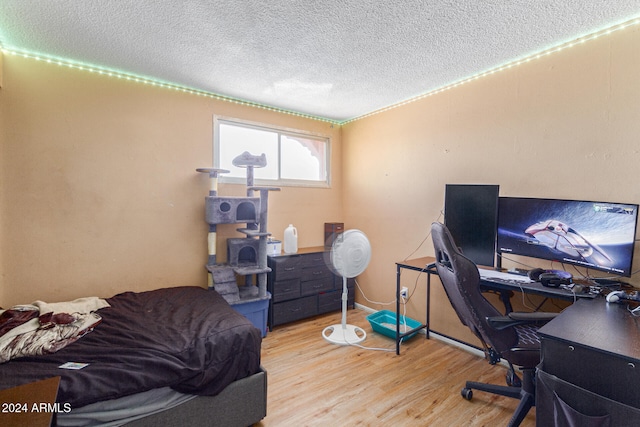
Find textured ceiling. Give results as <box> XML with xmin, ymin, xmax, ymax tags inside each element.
<box><xmin>1</xmin><ymin>1</ymin><xmax>640</xmax><ymax>122</ymax></box>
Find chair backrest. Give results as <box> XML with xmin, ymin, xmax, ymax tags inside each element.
<box><xmin>431</xmin><ymin>222</ymin><xmax>518</xmax><ymax>354</ymax></box>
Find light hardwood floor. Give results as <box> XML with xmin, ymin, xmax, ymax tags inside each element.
<box><xmin>257</xmin><ymin>308</ymin><xmax>535</xmax><ymax>426</ymax></box>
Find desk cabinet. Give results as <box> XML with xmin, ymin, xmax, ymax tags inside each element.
<box><xmin>268</xmin><ymin>247</ymin><xmax>354</xmax><ymax>328</ymax></box>
<box><xmin>537</xmin><ymin>300</ymin><xmax>640</xmax><ymax>426</ymax></box>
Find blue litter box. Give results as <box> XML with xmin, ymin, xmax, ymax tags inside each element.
<box><xmin>366</xmin><ymin>310</ymin><xmax>422</xmax><ymax>341</ymax></box>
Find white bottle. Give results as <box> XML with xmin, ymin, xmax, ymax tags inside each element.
<box><xmin>283</xmin><ymin>224</ymin><xmax>298</xmax><ymax>254</ymax></box>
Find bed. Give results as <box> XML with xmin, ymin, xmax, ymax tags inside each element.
<box><xmin>0</xmin><ymin>286</ymin><xmax>267</xmax><ymax>426</ymax></box>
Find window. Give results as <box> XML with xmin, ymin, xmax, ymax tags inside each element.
<box><xmin>213</xmin><ymin>117</ymin><xmax>330</xmax><ymax>187</ymax></box>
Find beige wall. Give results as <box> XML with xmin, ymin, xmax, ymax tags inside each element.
<box><xmin>1</xmin><ymin>25</ymin><xmax>639</xmax><ymax>345</ymax></box>
<box><xmin>342</xmin><ymin>26</ymin><xmax>640</xmax><ymax>344</ymax></box>
<box><xmin>0</xmin><ymin>54</ymin><xmax>342</xmax><ymax>306</ymax></box>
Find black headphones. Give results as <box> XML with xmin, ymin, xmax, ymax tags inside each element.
<box><xmin>528</xmin><ymin>268</ymin><xmax>573</xmax><ymax>287</ymax></box>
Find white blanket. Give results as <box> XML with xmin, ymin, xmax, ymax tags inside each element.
<box><xmin>0</xmin><ymin>297</ymin><xmax>110</xmax><ymax>363</ymax></box>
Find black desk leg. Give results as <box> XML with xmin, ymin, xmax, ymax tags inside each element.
<box><xmin>498</xmin><ymin>290</ymin><xmax>513</xmax><ymax>314</ymax></box>
<box><xmin>396</xmin><ymin>264</ymin><xmax>401</xmax><ymax>355</ymax></box>
<box><xmin>426</xmin><ymin>273</ymin><xmax>430</xmax><ymax>339</ymax></box>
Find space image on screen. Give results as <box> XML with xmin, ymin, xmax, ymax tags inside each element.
<box><xmin>497</xmin><ymin>197</ymin><xmax>639</xmax><ymax>276</ymax></box>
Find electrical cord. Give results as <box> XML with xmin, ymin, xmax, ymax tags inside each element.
<box><xmin>350</xmin><ymin>211</ymin><xmax>439</xmax><ymax>348</ymax></box>
<box><xmin>339</xmin><ymin>306</ymin><xmax>407</xmax><ymax>353</ymax></box>
<box><xmin>402</xmin><ymin>210</ymin><xmax>443</xmax><ymax>262</ymax></box>
<box><xmin>354</xmin><ymin>278</ymin><xmax>395</xmax><ymax>307</ymax></box>
<box><xmin>349</xmin><ymin>279</ymin><xmax>410</xmax><ymax>352</ymax></box>
<box><xmin>344</xmin><ymin>342</ymin><xmax>396</xmax><ymax>352</ymax></box>
<box><xmin>629</xmin><ymin>305</ymin><xmax>640</xmax><ymax>317</ymax></box>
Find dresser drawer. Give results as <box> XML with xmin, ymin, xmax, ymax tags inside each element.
<box><xmin>301</xmin><ymin>278</ymin><xmax>334</xmax><ymax>296</ymax></box>
<box><xmin>299</xmin><ymin>252</ymin><xmax>327</xmax><ymax>267</ymax></box>
<box><xmin>273</xmin><ymin>296</ymin><xmax>317</xmax><ymax>325</ymax></box>
<box><xmin>272</xmin><ymin>278</ymin><xmax>300</xmax><ymax>302</ymax></box>
<box><xmin>318</xmin><ymin>290</ymin><xmax>342</xmax><ymax>313</ymax></box>
<box><xmin>269</xmin><ymin>256</ymin><xmax>303</xmax><ymax>281</ymax></box>
<box><xmin>301</xmin><ymin>265</ymin><xmax>333</xmax><ymax>282</ymax></box>
<box><xmin>318</xmin><ymin>288</ymin><xmax>355</xmax><ymax>314</ymax></box>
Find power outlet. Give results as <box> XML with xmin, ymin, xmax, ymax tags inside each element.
<box><xmin>400</xmin><ymin>287</ymin><xmax>408</xmax><ymax>299</ymax></box>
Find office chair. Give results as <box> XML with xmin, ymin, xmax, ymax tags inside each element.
<box><xmin>431</xmin><ymin>222</ymin><xmax>556</xmax><ymax>427</ymax></box>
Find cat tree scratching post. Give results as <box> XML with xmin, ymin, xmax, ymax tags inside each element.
<box><xmin>195</xmin><ymin>168</ymin><xmax>229</xmax><ymax>267</ymax></box>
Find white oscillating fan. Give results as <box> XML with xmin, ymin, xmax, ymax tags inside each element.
<box><xmin>322</xmin><ymin>229</ymin><xmax>371</xmax><ymax>345</ymax></box>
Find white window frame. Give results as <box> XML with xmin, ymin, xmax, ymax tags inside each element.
<box><xmin>213</xmin><ymin>116</ymin><xmax>331</xmax><ymax>188</ymax></box>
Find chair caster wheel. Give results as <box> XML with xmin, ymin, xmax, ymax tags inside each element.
<box><xmin>506</xmin><ymin>370</ymin><xmax>521</xmax><ymax>387</ymax></box>
<box><xmin>461</xmin><ymin>388</ymin><xmax>473</xmax><ymax>400</ymax></box>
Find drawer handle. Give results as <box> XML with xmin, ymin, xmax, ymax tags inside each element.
<box><xmin>312</xmin><ymin>271</ymin><xmax>323</xmax><ymax>275</ymax></box>
<box><xmin>568</xmin><ymin>345</ymin><xmax>575</xmax><ymax>351</ymax></box>
<box><xmin>289</xmin><ymin>308</ymin><xmax>301</xmax><ymax>313</ymax></box>
<box><xmin>629</xmin><ymin>363</ymin><xmax>636</xmax><ymax>369</ymax></box>
<box><xmin>284</xmin><ymin>267</ymin><xmax>296</xmax><ymax>271</ymax></box>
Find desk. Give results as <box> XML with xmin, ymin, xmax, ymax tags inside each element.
<box><xmin>394</xmin><ymin>259</ymin><xmax>596</xmax><ymax>356</ymax></box>
<box><xmin>393</xmin><ymin>259</ymin><xmax>583</xmax><ymax>355</ymax></box>
<box><xmin>394</xmin><ymin>257</ymin><xmax>436</xmax><ymax>355</ymax></box>
<box><xmin>536</xmin><ymin>299</ymin><xmax>640</xmax><ymax>425</ymax></box>
<box><xmin>478</xmin><ymin>269</ymin><xmax>596</xmax><ymax>313</ymax></box>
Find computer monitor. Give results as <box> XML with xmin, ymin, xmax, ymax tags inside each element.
<box><xmin>497</xmin><ymin>197</ymin><xmax>639</xmax><ymax>276</ymax></box>
<box><xmin>444</xmin><ymin>184</ymin><xmax>499</xmax><ymax>267</ymax></box>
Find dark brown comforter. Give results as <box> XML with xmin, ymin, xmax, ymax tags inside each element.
<box><xmin>0</xmin><ymin>286</ymin><xmax>262</xmax><ymax>408</ymax></box>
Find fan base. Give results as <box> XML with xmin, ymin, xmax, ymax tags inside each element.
<box><xmin>322</xmin><ymin>324</ymin><xmax>367</xmax><ymax>345</ymax></box>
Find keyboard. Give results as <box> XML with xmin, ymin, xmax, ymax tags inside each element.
<box><xmin>478</xmin><ymin>268</ymin><xmax>533</xmax><ymax>284</ymax></box>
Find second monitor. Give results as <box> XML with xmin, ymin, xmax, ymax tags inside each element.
<box><xmin>444</xmin><ymin>184</ymin><xmax>500</xmax><ymax>267</ymax></box>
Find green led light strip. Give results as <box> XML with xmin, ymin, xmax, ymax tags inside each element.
<box><xmin>0</xmin><ymin>46</ymin><xmax>340</xmax><ymax>125</ymax></box>
<box><xmin>341</xmin><ymin>15</ymin><xmax>640</xmax><ymax>124</ymax></box>
<box><xmin>2</xmin><ymin>15</ymin><xmax>639</xmax><ymax>126</ymax></box>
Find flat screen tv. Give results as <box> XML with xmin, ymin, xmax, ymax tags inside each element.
<box><xmin>497</xmin><ymin>197</ymin><xmax>639</xmax><ymax>276</ymax></box>
<box><xmin>444</xmin><ymin>184</ymin><xmax>499</xmax><ymax>267</ymax></box>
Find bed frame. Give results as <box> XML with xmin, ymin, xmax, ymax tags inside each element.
<box><xmin>0</xmin><ymin>287</ymin><xmax>267</xmax><ymax>426</ymax></box>
<box><xmin>125</xmin><ymin>367</ymin><xmax>267</xmax><ymax>427</ymax></box>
